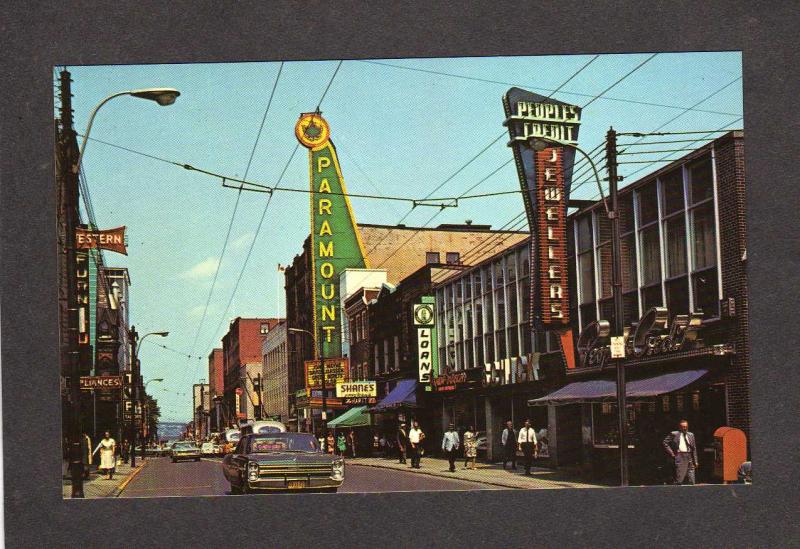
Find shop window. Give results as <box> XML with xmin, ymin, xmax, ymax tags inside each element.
<box><xmin>661</xmin><ymin>168</ymin><xmax>685</xmax><ymax>215</ymax></box>
<box><xmin>579</xmin><ymin>252</ymin><xmax>595</xmax><ymax>304</ymax></box>
<box><xmin>666</xmin><ymin>277</ymin><xmax>690</xmax><ymax>316</ymax></box>
<box><xmin>623</xmin><ymin>292</ymin><xmax>639</xmax><ymax>326</ymax></box>
<box><xmin>662</xmin><ymin>395</ymin><xmax>670</xmax><ymax>412</ymax></box>
<box><xmin>619</xmin><ymin>193</ymin><xmax>635</xmax><ymax>234</ymax></box>
<box><xmin>576</xmin><ymin>215</ymin><xmax>593</xmax><ymax>252</ymax></box>
<box><xmin>426</xmin><ymin>251</ymin><xmax>440</xmax><ymax>265</ymax></box>
<box><xmin>637</xmin><ymin>183</ymin><xmax>659</xmax><ymax>226</ymax></box>
<box><xmin>642</xmin><ymin>284</ymin><xmax>663</xmax><ymax>311</ymax></box>
<box><xmin>597</xmin><ymin>243</ymin><xmax>613</xmax><ymax>299</ymax></box>
<box><xmin>446</xmin><ymin>251</ymin><xmax>460</xmax><ymax>265</ymax></box>
<box><xmin>665</xmin><ymin>216</ymin><xmax>688</xmax><ymax>277</ymax></box>
<box><xmin>639</xmin><ymin>225</ymin><xmax>662</xmax><ymax>285</ymax></box>
<box><xmin>692</xmin><ymin>268</ymin><xmax>719</xmax><ymax>318</ymax></box>
<box><xmin>621</xmin><ymin>234</ymin><xmax>637</xmax><ymax>292</ymax></box>
<box><xmin>689</xmin><ymin>155</ymin><xmax>714</xmax><ymax>204</ymax></box>
<box><xmin>692</xmin><ymin>202</ymin><xmax>717</xmax><ymax>270</ymax></box>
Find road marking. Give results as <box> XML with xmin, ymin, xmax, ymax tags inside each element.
<box><xmin>114</xmin><ymin>460</ymin><xmax>150</xmax><ymax>497</ymax></box>
<box><xmin>123</xmin><ymin>484</ymin><xmax>214</xmax><ymax>493</ymax></box>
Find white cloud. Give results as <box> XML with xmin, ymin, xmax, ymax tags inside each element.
<box><xmin>180</xmin><ymin>256</ymin><xmax>220</xmax><ymax>280</ymax></box>
<box><xmin>231</xmin><ymin>232</ymin><xmax>254</xmax><ymax>251</ymax></box>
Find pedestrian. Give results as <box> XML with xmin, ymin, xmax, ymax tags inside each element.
<box><xmin>662</xmin><ymin>419</ymin><xmax>699</xmax><ymax>485</ymax></box>
<box><xmin>92</xmin><ymin>431</ymin><xmax>116</xmax><ymax>480</ymax></box>
<box><xmin>326</xmin><ymin>433</ymin><xmax>335</xmax><ymax>455</ymax></box>
<box><xmin>372</xmin><ymin>433</ymin><xmax>380</xmax><ymax>457</ymax></box>
<box><xmin>347</xmin><ymin>429</ymin><xmax>358</xmax><ymax>458</ymax></box>
<box><xmin>408</xmin><ymin>421</ymin><xmax>425</xmax><ymax>469</ymax></box>
<box><xmin>517</xmin><ymin>419</ymin><xmax>538</xmax><ymax>475</ymax></box>
<box><xmin>441</xmin><ymin>423</ymin><xmax>460</xmax><ymax>472</ymax></box>
<box><xmin>396</xmin><ymin>422</ymin><xmax>408</xmax><ymax>464</ymax></box>
<box><xmin>463</xmin><ymin>425</ymin><xmax>477</xmax><ymax>470</ymax></box>
<box><xmin>81</xmin><ymin>433</ymin><xmax>93</xmax><ymax>479</ymax></box>
<box><xmin>379</xmin><ymin>434</ymin><xmax>387</xmax><ymax>458</ymax></box>
<box><xmin>120</xmin><ymin>439</ymin><xmax>130</xmax><ymax>463</ymax></box>
<box><xmin>737</xmin><ymin>461</ymin><xmax>752</xmax><ymax>484</ymax></box>
<box><xmin>501</xmin><ymin>420</ymin><xmax>517</xmax><ymax>470</ymax></box>
<box><xmin>337</xmin><ymin>433</ymin><xmax>347</xmax><ymax>456</ymax></box>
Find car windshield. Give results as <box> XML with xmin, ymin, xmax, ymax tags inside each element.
<box><xmin>249</xmin><ymin>434</ymin><xmax>320</xmax><ymax>453</ymax></box>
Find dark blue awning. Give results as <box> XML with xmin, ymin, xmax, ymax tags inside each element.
<box><xmin>370</xmin><ymin>379</ymin><xmax>418</xmax><ymax>412</ymax></box>
<box><xmin>529</xmin><ymin>369</ymin><xmax>709</xmax><ymax>406</ymax></box>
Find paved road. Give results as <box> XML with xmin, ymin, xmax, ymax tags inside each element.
<box><xmin>120</xmin><ymin>457</ymin><xmax>500</xmax><ymax>498</ymax></box>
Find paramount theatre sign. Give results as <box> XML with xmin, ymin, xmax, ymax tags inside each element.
<box><xmin>295</xmin><ymin>112</ymin><xmax>368</xmax><ymax>359</ymax></box>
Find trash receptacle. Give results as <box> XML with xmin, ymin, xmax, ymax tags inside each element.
<box><xmin>712</xmin><ymin>426</ymin><xmax>747</xmax><ymax>483</ymax></box>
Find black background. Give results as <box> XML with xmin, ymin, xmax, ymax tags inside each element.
<box><xmin>1</xmin><ymin>1</ymin><xmax>798</xmax><ymax>547</ymax></box>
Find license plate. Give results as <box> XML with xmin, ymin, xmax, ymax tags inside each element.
<box><xmin>287</xmin><ymin>480</ymin><xmax>307</xmax><ymax>489</ymax></box>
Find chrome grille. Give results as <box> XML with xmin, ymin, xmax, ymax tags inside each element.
<box><xmin>257</xmin><ymin>463</ymin><xmax>331</xmax><ymax>478</ymax></box>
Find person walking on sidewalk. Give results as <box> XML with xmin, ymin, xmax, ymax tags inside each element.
<box><xmin>396</xmin><ymin>422</ymin><xmax>408</xmax><ymax>464</ymax></box>
<box><xmin>347</xmin><ymin>429</ymin><xmax>358</xmax><ymax>458</ymax></box>
<box><xmin>662</xmin><ymin>419</ymin><xmax>699</xmax><ymax>485</ymax></box>
<box><xmin>463</xmin><ymin>425</ymin><xmax>477</xmax><ymax>470</ymax></box>
<box><xmin>502</xmin><ymin>420</ymin><xmax>517</xmax><ymax>470</ymax></box>
<box><xmin>92</xmin><ymin>431</ymin><xmax>116</xmax><ymax>480</ymax></box>
<box><xmin>517</xmin><ymin>419</ymin><xmax>538</xmax><ymax>475</ymax></box>
<box><xmin>442</xmin><ymin>423</ymin><xmax>460</xmax><ymax>472</ymax></box>
<box><xmin>408</xmin><ymin>421</ymin><xmax>425</xmax><ymax>469</ymax></box>
<box><xmin>337</xmin><ymin>433</ymin><xmax>347</xmax><ymax>456</ymax></box>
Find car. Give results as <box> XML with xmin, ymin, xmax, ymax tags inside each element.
<box><xmin>239</xmin><ymin>420</ymin><xmax>287</xmax><ymax>437</ymax></box>
<box><xmin>475</xmin><ymin>432</ymin><xmax>488</xmax><ymax>451</ymax></box>
<box><xmin>171</xmin><ymin>441</ymin><xmax>201</xmax><ymax>462</ymax></box>
<box><xmin>222</xmin><ymin>432</ymin><xmax>344</xmax><ymax>494</ymax></box>
<box><xmin>201</xmin><ymin>442</ymin><xmax>215</xmax><ymax>456</ymax></box>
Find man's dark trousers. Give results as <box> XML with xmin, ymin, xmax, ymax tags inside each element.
<box><xmin>674</xmin><ymin>452</ymin><xmax>696</xmax><ymax>484</ymax></box>
<box><xmin>521</xmin><ymin>442</ymin><xmax>535</xmax><ymax>474</ymax></box>
<box><xmin>446</xmin><ymin>449</ymin><xmax>456</xmax><ymax>472</ymax></box>
<box><xmin>410</xmin><ymin>445</ymin><xmax>420</xmax><ymax>468</ymax></box>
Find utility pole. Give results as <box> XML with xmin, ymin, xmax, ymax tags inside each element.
<box><xmin>199</xmin><ymin>382</ymin><xmax>205</xmax><ymax>438</ymax></box>
<box><xmin>606</xmin><ymin>127</ymin><xmax>629</xmax><ymax>487</ymax></box>
<box><xmin>60</xmin><ymin>69</ymin><xmax>85</xmax><ymax>497</ymax></box>
<box><xmin>319</xmin><ymin>324</ymin><xmax>328</xmax><ymax>448</ymax></box>
<box><xmin>129</xmin><ymin>325</ymin><xmax>138</xmax><ymax>467</ymax></box>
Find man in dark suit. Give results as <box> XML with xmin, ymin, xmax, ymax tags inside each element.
<box><xmin>662</xmin><ymin>419</ymin><xmax>699</xmax><ymax>485</ymax></box>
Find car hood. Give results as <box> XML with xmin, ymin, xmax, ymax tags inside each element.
<box><xmin>245</xmin><ymin>452</ymin><xmax>336</xmax><ymax>464</ymax></box>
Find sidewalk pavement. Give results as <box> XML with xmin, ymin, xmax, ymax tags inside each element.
<box><xmin>347</xmin><ymin>456</ymin><xmax>611</xmax><ymax>490</ymax></box>
<box><xmin>62</xmin><ymin>459</ymin><xmax>148</xmax><ymax>498</ymax></box>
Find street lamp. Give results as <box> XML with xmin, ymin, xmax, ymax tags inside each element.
<box><xmin>531</xmin><ymin>134</ymin><xmax>628</xmax><ymax>486</ymax></box>
<box><xmin>128</xmin><ymin>328</ymin><xmax>169</xmax><ymax>466</ymax></box>
<box><xmin>75</xmin><ymin>88</ymin><xmax>181</xmax><ymax>172</ymax></box>
<box><xmin>142</xmin><ymin>378</ymin><xmax>163</xmax><ymax>446</ymax></box>
<box><xmin>288</xmin><ymin>327</ymin><xmax>327</xmax><ymax>447</ymax></box>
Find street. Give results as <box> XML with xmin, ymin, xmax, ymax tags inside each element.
<box><xmin>119</xmin><ymin>457</ymin><xmax>501</xmax><ymax>497</ymax></box>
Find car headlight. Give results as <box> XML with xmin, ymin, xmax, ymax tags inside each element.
<box><xmin>248</xmin><ymin>461</ymin><xmax>259</xmax><ymax>481</ymax></box>
<box><xmin>331</xmin><ymin>459</ymin><xmax>345</xmax><ymax>480</ymax></box>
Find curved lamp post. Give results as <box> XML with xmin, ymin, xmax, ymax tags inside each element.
<box><xmin>129</xmin><ymin>328</ymin><xmax>169</xmax><ymax>466</ymax></box>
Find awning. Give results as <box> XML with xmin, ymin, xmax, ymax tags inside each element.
<box><xmin>370</xmin><ymin>379</ymin><xmax>418</xmax><ymax>413</ymax></box>
<box><xmin>327</xmin><ymin>406</ymin><xmax>372</xmax><ymax>428</ymax></box>
<box><xmin>529</xmin><ymin>369</ymin><xmax>709</xmax><ymax>406</ymax></box>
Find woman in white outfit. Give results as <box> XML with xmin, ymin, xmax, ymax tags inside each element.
<box><xmin>93</xmin><ymin>431</ymin><xmax>116</xmax><ymax>480</ymax></box>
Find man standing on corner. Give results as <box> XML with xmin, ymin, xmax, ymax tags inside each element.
<box><xmin>501</xmin><ymin>420</ymin><xmax>517</xmax><ymax>470</ymax></box>
<box><xmin>441</xmin><ymin>423</ymin><xmax>460</xmax><ymax>473</ymax></box>
<box><xmin>408</xmin><ymin>421</ymin><xmax>425</xmax><ymax>469</ymax></box>
<box><xmin>517</xmin><ymin>419</ymin><xmax>538</xmax><ymax>475</ymax></box>
<box><xmin>662</xmin><ymin>419</ymin><xmax>699</xmax><ymax>485</ymax></box>
<box><xmin>396</xmin><ymin>422</ymin><xmax>408</xmax><ymax>464</ymax></box>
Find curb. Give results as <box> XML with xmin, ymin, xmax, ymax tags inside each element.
<box><xmin>112</xmin><ymin>460</ymin><xmax>149</xmax><ymax>497</ymax></box>
<box><xmin>349</xmin><ymin>461</ymin><xmax>531</xmax><ymax>490</ymax></box>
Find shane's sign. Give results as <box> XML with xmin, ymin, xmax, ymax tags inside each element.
<box><xmin>502</xmin><ymin>88</ymin><xmax>579</xmax><ymax>332</ymax></box>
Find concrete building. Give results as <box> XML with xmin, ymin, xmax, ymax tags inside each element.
<box><xmin>261</xmin><ymin>321</ymin><xmax>289</xmax><ymax>422</ymax></box>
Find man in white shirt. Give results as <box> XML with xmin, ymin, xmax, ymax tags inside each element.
<box><xmin>517</xmin><ymin>419</ymin><xmax>538</xmax><ymax>475</ymax></box>
<box><xmin>441</xmin><ymin>423</ymin><xmax>460</xmax><ymax>472</ymax></box>
<box><xmin>662</xmin><ymin>419</ymin><xmax>699</xmax><ymax>485</ymax></box>
<box><xmin>408</xmin><ymin>421</ymin><xmax>425</xmax><ymax>469</ymax></box>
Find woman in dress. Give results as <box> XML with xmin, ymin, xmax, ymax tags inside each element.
<box><xmin>93</xmin><ymin>431</ymin><xmax>116</xmax><ymax>480</ymax></box>
<box><xmin>336</xmin><ymin>433</ymin><xmax>347</xmax><ymax>456</ymax></box>
<box><xmin>463</xmin><ymin>425</ymin><xmax>477</xmax><ymax>470</ymax></box>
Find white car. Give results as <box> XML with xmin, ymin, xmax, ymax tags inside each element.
<box><xmin>201</xmin><ymin>442</ymin><xmax>215</xmax><ymax>456</ymax></box>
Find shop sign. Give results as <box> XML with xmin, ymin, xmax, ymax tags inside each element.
<box><xmin>417</xmin><ymin>327</ymin><xmax>434</xmax><ymax>383</ymax></box>
<box><xmin>80</xmin><ymin>375</ymin><xmax>122</xmax><ymax>390</ymax></box>
<box><xmin>577</xmin><ymin>307</ymin><xmax>704</xmax><ymax>369</ymax></box>
<box><xmin>502</xmin><ymin>87</ymin><xmax>579</xmax><ymax>332</ymax></box>
<box><xmin>416</xmin><ymin>296</ymin><xmax>439</xmax><ymax>384</ymax></box>
<box><xmin>336</xmin><ymin>380</ymin><xmax>376</xmax><ymax>398</ymax></box>
<box><xmin>305</xmin><ymin>358</ymin><xmax>349</xmax><ymax>389</ymax></box>
<box><xmin>484</xmin><ymin>358</ymin><xmax>514</xmax><ymax>386</ymax></box>
<box><xmin>431</xmin><ymin>368</ymin><xmax>482</xmax><ymax>392</ymax></box>
<box><xmin>76</xmin><ymin>252</ymin><xmax>90</xmax><ymax>346</ymax></box>
<box><xmin>76</xmin><ymin>226</ymin><xmax>127</xmax><ymax>255</ymax></box>
<box><xmin>296</xmin><ymin>113</ymin><xmax>368</xmax><ymax>360</ymax></box>
<box><xmin>343</xmin><ymin>397</ymin><xmax>377</xmax><ymax>405</ymax></box>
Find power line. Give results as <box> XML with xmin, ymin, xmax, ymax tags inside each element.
<box><xmin>141</xmin><ymin>338</ymin><xmax>205</xmax><ymax>360</ymax></box>
<box><xmin>356</xmin><ymin>58</ymin><xmax>740</xmax><ymax>117</ymax></box>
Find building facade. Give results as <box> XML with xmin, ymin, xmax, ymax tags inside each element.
<box><xmin>261</xmin><ymin>321</ymin><xmax>289</xmax><ymax>421</ymax></box>
<box><xmin>207</xmin><ymin>348</ymin><xmax>224</xmax><ymax>432</ymax></box>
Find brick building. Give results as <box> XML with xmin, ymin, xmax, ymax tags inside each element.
<box><xmin>284</xmin><ymin>223</ymin><xmax>528</xmax><ymax>428</ymax></box>
<box><xmin>207</xmin><ymin>348</ymin><xmax>224</xmax><ymax>432</ymax></box>
<box><xmin>221</xmin><ymin>317</ymin><xmax>281</xmax><ymax>426</ymax></box>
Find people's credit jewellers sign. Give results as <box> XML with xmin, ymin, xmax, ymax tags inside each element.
<box><xmin>296</xmin><ymin>113</ymin><xmax>368</xmax><ymax>360</ymax></box>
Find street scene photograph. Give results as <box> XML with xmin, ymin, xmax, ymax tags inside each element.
<box><xmin>56</xmin><ymin>51</ymin><xmax>751</xmax><ymax>499</ymax></box>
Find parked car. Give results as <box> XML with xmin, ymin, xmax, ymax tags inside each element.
<box><xmin>201</xmin><ymin>442</ymin><xmax>215</xmax><ymax>456</ymax></box>
<box><xmin>171</xmin><ymin>441</ymin><xmax>201</xmax><ymax>462</ymax></box>
<box><xmin>222</xmin><ymin>432</ymin><xmax>344</xmax><ymax>494</ymax></box>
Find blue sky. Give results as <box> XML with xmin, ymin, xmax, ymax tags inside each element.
<box><xmin>62</xmin><ymin>52</ymin><xmax>743</xmax><ymax>421</ymax></box>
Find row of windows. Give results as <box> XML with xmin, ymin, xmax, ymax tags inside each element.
<box><xmin>575</xmin><ymin>153</ymin><xmax>721</xmax><ymax>329</ymax></box>
<box><xmin>373</xmin><ymin>335</ymin><xmax>401</xmax><ymax>374</ymax></box>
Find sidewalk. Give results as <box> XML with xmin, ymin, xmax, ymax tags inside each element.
<box><xmin>347</xmin><ymin>456</ymin><xmax>611</xmax><ymax>490</ymax></box>
<box><xmin>62</xmin><ymin>459</ymin><xmax>148</xmax><ymax>499</ymax></box>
